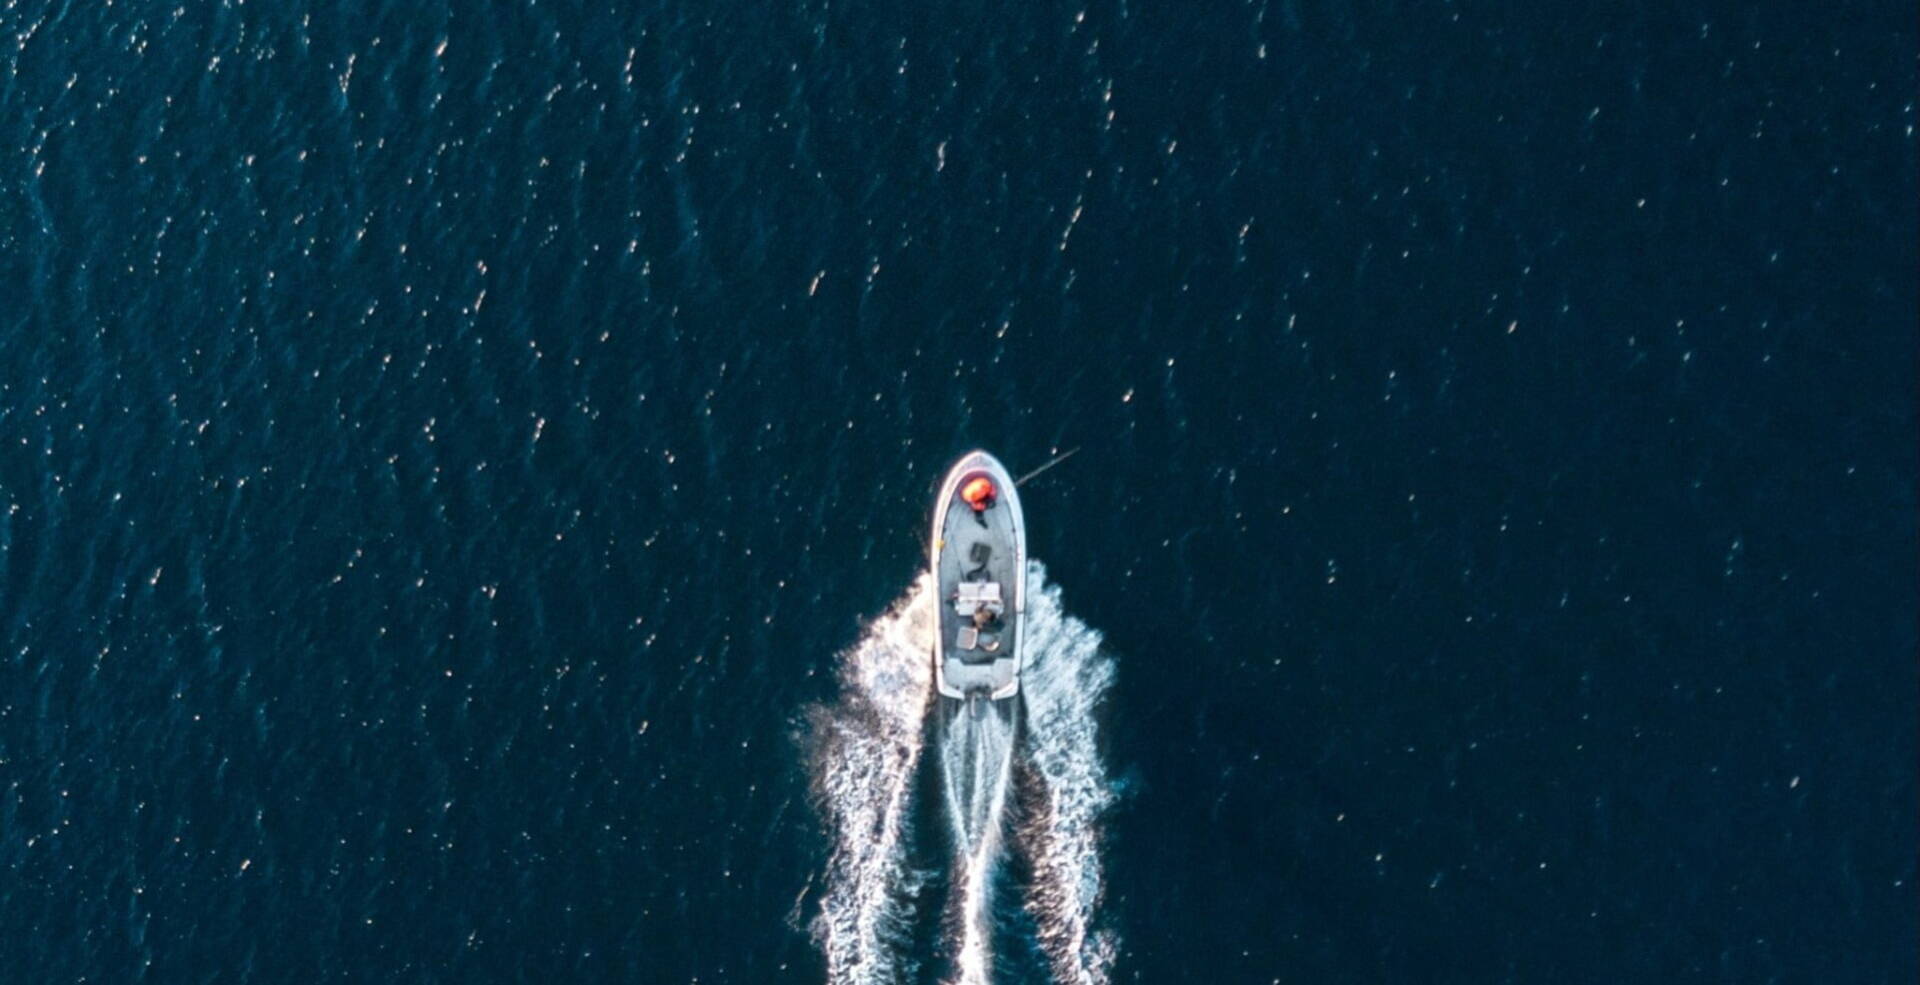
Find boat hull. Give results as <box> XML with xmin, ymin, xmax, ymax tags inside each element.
<box><xmin>930</xmin><ymin>451</ymin><xmax>1025</xmax><ymax>701</ymax></box>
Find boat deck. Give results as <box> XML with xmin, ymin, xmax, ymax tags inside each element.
<box><xmin>933</xmin><ymin>453</ymin><xmax>1024</xmax><ymax>699</ymax></box>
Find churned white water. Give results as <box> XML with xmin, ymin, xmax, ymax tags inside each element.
<box><xmin>812</xmin><ymin>573</ymin><xmax>937</xmax><ymax>985</ymax></box>
<box><xmin>815</xmin><ymin>562</ymin><xmax>1115</xmax><ymax>985</ymax></box>
<box><xmin>1015</xmin><ymin>564</ymin><xmax>1118</xmax><ymax>985</ymax></box>
<box><xmin>940</xmin><ymin>701</ymin><xmax>1017</xmax><ymax>985</ymax></box>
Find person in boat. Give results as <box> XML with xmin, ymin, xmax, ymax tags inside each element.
<box><xmin>972</xmin><ymin>604</ymin><xmax>1001</xmax><ymax>651</ymax></box>
<box><xmin>961</xmin><ymin>476</ymin><xmax>995</xmax><ymax>512</ymax></box>
<box><xmin>961</xmin><ymin>475</ymin><xmax>996</xmax><ymax>529</ymax></box>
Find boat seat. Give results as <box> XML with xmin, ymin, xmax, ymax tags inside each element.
<box><xmin>956</xmin><ymin>626</ymin><xmax>979</xmax><ymax>650</ymax></box>
<box><xmin>953</xmin><ymin>581</ymin><xmax>1004</xmax><ymax>617</ymax></box>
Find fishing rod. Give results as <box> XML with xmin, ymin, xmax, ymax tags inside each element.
<box><xmin>1014</xmin><ymin>446</ymin><xmax>1080</xmax><ymax>487</ymax></box>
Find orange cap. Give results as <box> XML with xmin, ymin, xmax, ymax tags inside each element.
<box><xmin>961</xmin><ymin>476</ymin><xmax>995</xmax><ymax>511</ymax></box>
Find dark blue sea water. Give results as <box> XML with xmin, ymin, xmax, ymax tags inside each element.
<box><xmin>2</xmin><ymin>0</ymin><xmax>1914</xmax><ymax>982</ymax></box>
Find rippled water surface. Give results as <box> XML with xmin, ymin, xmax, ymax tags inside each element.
<box><xmin>1</xmin><ymin>1</ymin><xmax>1914</xmax><ymax>982</ymax></box>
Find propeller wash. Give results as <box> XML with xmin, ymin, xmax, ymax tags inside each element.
<box><xmin>810</xmin><ymin>562</ymin><xmax>1116</xmax><ymax>985</ymax></box>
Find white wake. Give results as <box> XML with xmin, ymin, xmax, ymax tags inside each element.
<box><xmin>940</xmin><ymin>700</ymin><xmax>1016</xmax><ymax>985</ymax></box>
<box><xmin>812</xmin><ymin>574</ymin><xmax>936</xmax><ymax>985</ymax></box>
<box><xmin>813</xmin><ymin>562</ymin><xmax>1115</xmax><ymax>985</ymax></box>
<box><xmin>1016</xmin><ymin>564</ymin><xmax>1118</xmax><ymax>985</ymax></box>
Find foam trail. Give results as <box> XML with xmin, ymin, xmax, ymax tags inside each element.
<box><xmin>940</xmin><ymin>701</ymin><xmax>1016</xmax><ymax>985</ymax></box>
<box><xmin>812</xmin><ymin>562</ymin><xmax>1114</xmax><ymax>985</ymax></box>
<box><xmin>1018</xmin><ymin>562</ymin><xmax>1118</xmax><ymax>985</ymax></box>
<box><xmin>812</xmin><ymin>574</ymin><xmax>936</xmax><ymax>985</ymax></box>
